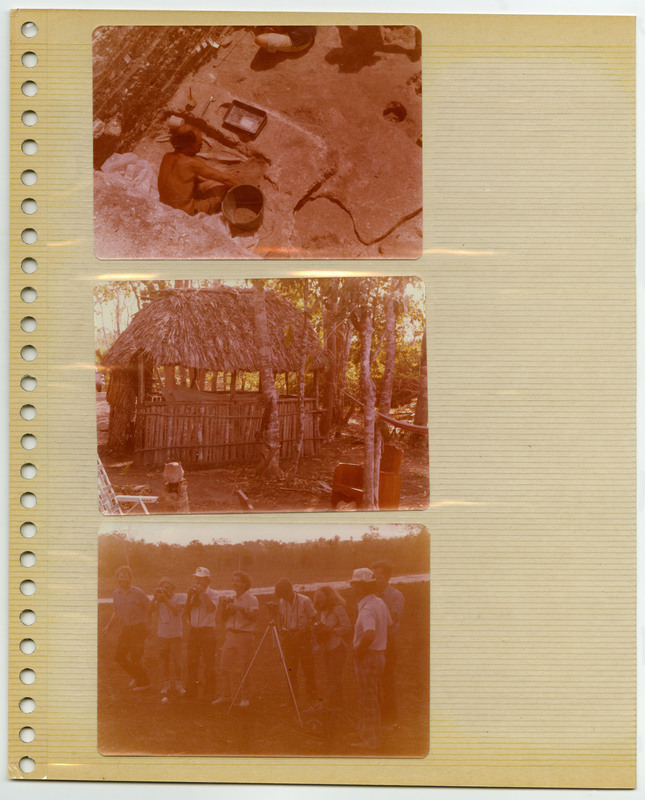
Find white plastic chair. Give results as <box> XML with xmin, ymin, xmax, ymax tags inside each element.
<box><xmin>97</xmin><ymin>456</ymin><xmax>158</xmax><ymax>515</ymax></box>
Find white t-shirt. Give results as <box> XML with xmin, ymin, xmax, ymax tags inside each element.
<box><xmin>353</xmin><ymin>593</ymin><xmax>392</xmax><ymax>651</ymax></box>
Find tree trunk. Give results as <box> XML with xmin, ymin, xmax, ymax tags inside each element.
<box><xmin>253</xmin><ymin>280</ymin><xmax>282</xmax><ymax>478</ymax></box>
<box><xmin>375</xmin><ymin>291</ymin><xmax>396</xmax><ymax>496</ymax></box>
<box><xmin>334</xmin><ymin>319</ymin><xmax>353</xmax><ymax>436</ymax></box>
<box><xmin>293</xmin><ymin>279</ymin><xmax>309</xmax><ymax>477</ymax></box>
<box><xmin>356</xmin><ymin>307</ymin><xmax>377</xmax><ymax>509</ymax></box>
<box><xmin>412</xmin><ymin>324</ymin><xmax>428</xmax><ymax>442</ymax></box>
<box><xmin>320</xmin><ymin>279</ymin><xmax>339</xmax><ymax>438</ymax></box>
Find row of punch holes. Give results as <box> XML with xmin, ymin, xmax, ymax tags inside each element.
<box><xmin>18</xmin><ymin>19</ymin><xmax>39</xmax><ymax>778</ymax></box>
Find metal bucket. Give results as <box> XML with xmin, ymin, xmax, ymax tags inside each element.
<box><xmin>222</xmin><ymin>184</ymin><xmax>264</xmax><ymax>231</ymax></box>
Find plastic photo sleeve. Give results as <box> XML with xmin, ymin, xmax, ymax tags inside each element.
<box><xmin>9</xmin><ymin>9</ymin><xmax>636</xmax><ymax>788</ymax></box>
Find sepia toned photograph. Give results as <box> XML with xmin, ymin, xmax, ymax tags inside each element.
<box><xmin>95</xmin><ymin>278</ymin><xmax>429</xmax><ymax>514</ymax></box>
<box><xmin>98</xmin><ymin>521</ymin><xmax>430</xmax><ymax>756</ymax></box>
<box><xmin>93</xmin><ymin>25</ymin><xmax>422</xmax><ymax>260</ymax></box>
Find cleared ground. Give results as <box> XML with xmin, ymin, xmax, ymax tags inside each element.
<box><xmin>98</xmin><ymin>581</ymin><xmax>429</xmax><ymax>757</ymax></box>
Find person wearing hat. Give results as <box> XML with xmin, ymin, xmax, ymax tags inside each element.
<box><xmin>184</xmin><ymin>566</ymin><xmax>219</xmax><ymax>699</ymax></box>
<box><xmin>102</xmin><ymin>564</ymin><xmax>151</xmax><ymax>691</ymax></box>
<box><xmin>371</xmin><ymin>560</ymin><xmax>404</xmax><ymax>729</ymax></box>
<box><xmin>350</xmin><ymin>567</ymin><xmax>392</xmax><ymax>750</ymax></box>
<box><xmin>274</xmin><ymin>578</ymin><xmax>318</xmax><ymax>709</ymax></box>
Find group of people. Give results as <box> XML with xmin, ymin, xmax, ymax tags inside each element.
<box><xmin>103</xmin><ymin>561</ymin><xmax>403</xmax><ymax>750</ymax></box>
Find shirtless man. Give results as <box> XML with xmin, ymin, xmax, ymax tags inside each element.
<box><xmin>158</xmin><ymin>124</ymin><xmax>236</xmax><ymax>216</ymax></box>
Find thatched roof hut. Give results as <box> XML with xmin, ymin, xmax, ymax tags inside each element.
<box><xmin>102</xmin><ymin>287</ymin><xmax>324</xmax><ymax>466</ymax></box>
<box><xmin>103</xmin><ymin>286</ymin><xmax>324</xmax><ymax>372</ymax></box>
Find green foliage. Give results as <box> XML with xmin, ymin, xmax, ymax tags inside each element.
<box><xmin>98</xmin><ymin>526</ymin><xmax>430</xmax><ymax>595</ymax></box>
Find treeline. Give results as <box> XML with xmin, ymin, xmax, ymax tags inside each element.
<box><xmin>99</xmin><ymin>526</ymin><xmax>429</xmax><ymax>593</ymax></box>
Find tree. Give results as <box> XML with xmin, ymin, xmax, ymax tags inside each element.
<box><xmin>253</xmin><ymin>279</ymin><xmax>282</xmax><ymax>479</ymax></box>
<box><xmin>293</xmin><ymin>278</ymin><xmax>309</xmax><ymax>477</ymax></box>
<box><xmin>352</xmin><ymin>292</ymin><xmax>377</xmax><ymax>509</ymax></box>
<box><xmin>412</xmin><ymin>323</ymin><xmax>428</xmax><ymax>440</ymax></box>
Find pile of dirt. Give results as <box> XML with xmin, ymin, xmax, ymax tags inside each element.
<box><xmin>94</xmin><ymin>169</ymin><xmax>261</xmax><ymax>259</ymax></box>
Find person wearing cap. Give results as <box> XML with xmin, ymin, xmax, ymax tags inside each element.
<box><xmin>158</xmin><ymin>124</ymin><xmax>237</xmax><ymax>216</ymax></box>
<box><xmin>102</xmin><ymin>565</ymin><xmax>151</xmax><ymax>691</ymax></box>
<box><xmin>213</xmin><ymin>571</ymin><xmax>259</xmax><ymax>708</ymax></box>
<box><xmin>350</xmin><ymin>567</ymin><xmax>392</xmax><ymax>750</ymax></box>
<box><xmin>275</xmin><ymin>578</ymin><xmax>318</xmax><ymax>708</ymax></box>
<box><xmin>184</xmin><ymin>566</ymin><xmax>219</xmax><ymax>699</ymax></box>
<box><xmin>371</xmin><ymin>561</ymin><xmax>404</xmax><ymax>728</ymax></box>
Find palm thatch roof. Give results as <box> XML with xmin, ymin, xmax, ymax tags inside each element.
<box><xmin>103</xmin><ymin>287</ymin><xmax>324</xmax><ymax>372</ymax></box>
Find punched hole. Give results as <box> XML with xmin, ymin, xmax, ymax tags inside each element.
<box><xmin>20</xmin><ymin>493</ymin><xmax>36</xmax><ymax>509</ymax></box>
<box><xmin>21</xmin><ymin>376</ymin><xmax>37</xmax><ymax>392</ymax></box>
<box><xmin>21</xmin><ymin>110</ymin><xmax>37</xmax><ymax>127</ymax></box>
<box><xmin>20</xmin><ymin>727</ymin><xmax>35</xmax><ymax>743</ymax></box>
<box><xmin>20</xmin><ymin>551</ymin><xmax>36</xmax><ymax>567</ymax></box>
<box><xmin>22</xmin><ymin>51</ymin><xmax>38</xmax><ymax>68</ymax></box>
<box><xmin>20</xmin><ymin>669</ymin><xmax>36</xmax><ymax>685</ymax></box>
<box><xmin>21</xmin><ymin>170</ymin><xmax>37</xmax><ymax>186</ymax></box>
<box><xmin>21</xmin><ymin>433</ymin><xmax>37</xmax><ymax>450</ymax></box>
<box><xmin>20</xmin><ymin>610</ymin><xmax>36</xmax><ymax>626</ymax></box>
<box><xmin>21</xmin><ymin>316</ymin><xmax>37</xmax><ymax>332</ymax></box>
<box><xmin>20</xmin><ymin>639</ymin><xmax>36</xmax><ymax>655</ymax></box>
<box><xmin>19</xmin><ymin>697</ymin><xmax>35</xmax><ymax>713</ymax></box>
<box><xmin>20</xmin><ymin>580</ymin><xmax>36</xmax><ymax>596</ymax></box>
<box><xmin>21</xmin><ymin>22</ymin><xmax>38</xmax><ymax>38</ymax></box>
<box><xmin>22</xmin><ymin>139</ymin><xmax>38</xmax><ymax>155</ymax></box>
<box><xmin>21</xmin><ymin>81</ymin><xmax>38</xmax><ymax>97</ymax></box>
<box><xmin>21</xmin><ymin>257</ymin><xmax>37</xmax><ymax>273</ymax></box>
<box><xmin>19</xmin><ymin>757</ymin><xmax>35</xmax><ymax>774</ymax></box>
<box><xmin>21</xmin><ymin>287</ymin><xmax>37</xmax><ymax>303</ymax></box>
<box><xmin>21</xmin><ymin>463</ymin><xmax>37</xmax><ymax>479</ymax></box>
<box><xmin>21</xmin><ymin>522</ymin><xmax>37</xmax><ymax>538</ymax></box>
<box><xmin>21</xmin><ymin>404</ymin><xmax>36</xmax><ymax>420</ymax></box>
<box><xmin>21</xmin><ymin>229</ymin><xmax>37</xmax><ymax>245</ymax></box>
<box><xmin>21</xmin><ymin>345</ymin><xmax>37</xmax><ymax>362</ymax></box>
<box><xmin>22</xmin><ymin>198</ymin><xmax>37</xmax><ymax>215</ymax></box>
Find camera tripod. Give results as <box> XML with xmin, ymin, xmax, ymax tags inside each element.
<box><xmin>227</xmin><ymin>619</ymin><xmax>303</xmax><ymax>728</ymax></box>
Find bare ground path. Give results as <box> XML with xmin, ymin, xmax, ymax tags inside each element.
<box><xmin>96</xmin><ymin>395</ymin><xmax>429</xmax><ymax>514</ymax></box>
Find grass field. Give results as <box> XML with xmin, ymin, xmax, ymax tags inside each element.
<box><xmin>98</xmin><ymin>581</ymin><xmax>429</xmax><ymax>757</ymax></box>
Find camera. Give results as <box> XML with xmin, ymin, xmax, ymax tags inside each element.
<box><xmin>265</xmin><ymin>600</ymin><xmax>280</xmax><ymax>621</ymax></box>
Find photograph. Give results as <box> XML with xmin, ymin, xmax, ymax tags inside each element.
<box><xmin>93</xmin><ymin>25</ymin><xmax>422</xmax><ymax>259</ymax></box>
<box><xmin>97</xmin><ymin>520</ymin><xmax>430</xmax><ymax>757</ymax></box>
<box><xmin>95</xmin><ymin>278</ymin><xmax>429</xmax><ymax>514</ymax></box>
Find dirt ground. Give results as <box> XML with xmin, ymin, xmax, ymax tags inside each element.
<box><xmin>98</xmin><ymin>581</ymin><xmax>429</xmax><ymax>757</ymax></box>
<box><xmin>94</xmin><ymin>25</ymin><xmax>422</xmax><ymax>260</ymax></box>
<box><xmin>96</xmin><ymin>395</ymin><xmax>429</xmax><ymax>514</ymax></box>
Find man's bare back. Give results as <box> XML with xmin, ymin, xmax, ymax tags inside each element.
<box><xmin>158</xmin><ymin>125</ymin><xmax>236</xmax><ymax>216</ymax></box>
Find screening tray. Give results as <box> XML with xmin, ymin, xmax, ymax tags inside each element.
<box><xmin>222</xmin><ymin>100</ymin><xmax>268</xmax><ymax>137</ymax></box>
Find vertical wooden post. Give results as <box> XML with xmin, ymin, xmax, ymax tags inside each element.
<box><xmin>164</xmin><ymin>364</ymin><xmax>174</xmax><ymax>391</ymax></box>
<box><xmin>138</xmin><ymin>356</ymin><xmax>145</xmax><ymax>404</ymax></box>
<box><xmin>230</xmin><ymin>370</ymin><xmax>237</xmax><ymax>400</ymax></box>
<box><xmin>313</xmin><ymin>371</ymin><xmax>319</xmax><ymax>407</ymax></box>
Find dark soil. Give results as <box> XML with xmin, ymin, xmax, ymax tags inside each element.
<box><xmin>96</xmin><ymin>395</ymin><xmax>429</xmax><ymax>515</ymax></box>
